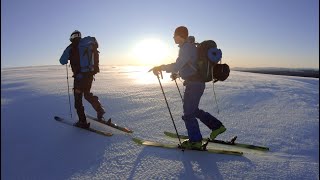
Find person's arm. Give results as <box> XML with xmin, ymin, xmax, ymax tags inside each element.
<box><xmin>59</xmin><ymin>45</ymin><xmax>71</xmax><ymax>65</ymax></box>
<box><xmin>161</xmin><ymin>43</ymin><xmax>193</xmax><ymax>73</ymax></box>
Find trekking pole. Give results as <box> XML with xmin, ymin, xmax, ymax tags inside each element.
<box><xmin>156</xmin><ymin>72</ymin><xmax>183</xmax><ymax>147</ymax></box>
<box><xmin>66</xmin><ymin>64</ymin><xmax>73</xmax><ymax>119</ymax></box>
<box><xmin>171</xmin><ymin>73</ymin><xmax>183</xmax><ymax>103</ymax></box>
<box><xmin>211</xmin><ymin>66</ymin><xmax>220</xmax><ymax>114</ymax></box>
<box><xmin>174</xmin><ymin>79</ymin><xmax>183</xmax><ymax>103</ymax></box>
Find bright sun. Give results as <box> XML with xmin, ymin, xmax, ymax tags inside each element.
<box><xmin>132</xmin><ymin>38</ymin><xmax>170</xmax><ymax>65</ymax></box>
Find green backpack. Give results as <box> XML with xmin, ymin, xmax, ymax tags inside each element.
<box><xmin>189</xmin><ymin>37</ymin><xmax>230</xmax><ymax>83</ymax></box>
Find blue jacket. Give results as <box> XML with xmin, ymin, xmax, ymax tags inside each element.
<box><xmin>59</xmin><ymin>45</ymin><xmax>72</xmax><ymax>65</ymax></box>
<box><xmin>161</xmin><ymin>42</ymin><xmax>198</xmax><ymax>79</ymax></box>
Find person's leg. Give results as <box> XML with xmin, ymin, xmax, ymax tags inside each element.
<box><xmin>182</xmin><ymin>81</ymin><xmax>205</xmax><ymax>142</ymax></box>
<box><xmin>83</xmin><ymin>75</ymin><xmax>105</xmax><ymax>119</ymax></box>
<box><xmin>74</xmin><ymin>89</ymin><xmax>86</xmax><ymax>122</ymax></box>
<box><xmin>73</xmin><ymin>77</ymin><xmax>89</xmax><ymax>128</ymax></box>
<box><xmin>195</xmin><ymin>109</ymin><xmax>223</xmax><ymax>130</ymax></box>
<box><xmin>189</xmin><ymin>83</ymin><xmax>225</xmax><ymax>139</ymax></box>
<box><xmin>196</xmin><ymin>108</ymin><xmax>226</xmax><ymax>139</ymax></box>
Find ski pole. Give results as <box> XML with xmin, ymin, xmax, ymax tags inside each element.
<box><xmin>174</xmin><ymin>79</ymin><xmax>183</xmax><ymax>103</ymax></box>
<box><xmin>170</xmin><ymin>73</ymin><xmax>183</xmax><ymax>103</ymax></box>
<box><xmin>156</xmin><ymin>72</ymin><xmax>183</xmax><ymax>147</ymax></box>
<box><xmin>66</xmin><ymin>64</ymin><xmax>73</xmax><ymax>119</ymax></box>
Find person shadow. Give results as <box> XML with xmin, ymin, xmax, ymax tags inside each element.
<box><xmin>1</xmin><ymin>84</ymin><xmax>113</xmax><ymax>179</ymax></box>
<box><xmin>128</xmin><ymin>141</ymin><xmax>252</xmax><ymax>180</ymax></box>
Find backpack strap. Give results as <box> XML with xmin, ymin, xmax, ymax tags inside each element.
<box><xmin>81</xmin><ymin>45</ymin><xmax>95</xmax><ymax>72</ymax></box>
<box><xmin>187</xmin><ymin>61</ymin><xmax>198</xmax><ymax>72</ymax></box>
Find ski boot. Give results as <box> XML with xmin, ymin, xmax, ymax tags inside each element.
<box><xmin>179</xmin><ymin>139</ymin><xmax>203</xmax><ymax>150</ymax></box>
<box><xmin>74</xmin><ymin>121</ymin><xmax>90</xmax><ymax>129</ymax></box>
<box><xmin>97</xmin><ymin>108</ymin><xmax>106</xmax><ymax>121</ymax></box>
<box><xmin>210</xmin><ymin>125</ymin><xmax>226</xmax><ymax>140</ymax></box>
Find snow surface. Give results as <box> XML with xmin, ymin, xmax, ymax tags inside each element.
<box><xmin>1</xmin><ymin>65</ymin><xmax>319</xmax><ymax>180</ymax></box>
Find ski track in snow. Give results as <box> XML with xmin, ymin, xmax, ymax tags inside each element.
<box><xmin>1</xmin><ymin>65</ymin><xmax>319</xmax><ymax>179</ymax></box>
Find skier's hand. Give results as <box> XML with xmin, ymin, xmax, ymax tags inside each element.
<box><xmin>149</xmin><ymin>66</ymin><xmax>162</xmax><ymax>76</ymax></box>
<box><xmin>170</xmin><ymin>73</ymin><xmax>179</xmax><ymax>80</ymax></box>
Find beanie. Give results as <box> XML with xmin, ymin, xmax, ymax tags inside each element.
<box><xmin>174</xmin><ymin>26</ymin><xmax>188</xmax><ymax>39</ymax></box>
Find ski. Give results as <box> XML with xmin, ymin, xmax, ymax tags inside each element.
<box><xmin>86</xmin><ymin>114</ymin><xmax>133</xmax><ymax>133</ymax></box>
<box><xmin>132</xmin><ymin>138</ymin><xmax>243</xmax><ymax>156</ymax></box>
<box><xmin>164</xmin><ymin>131</ymin><xmax>269</xmax><ymax>151</ymax></box>
<box><xmin>54</xmin><ymin>116</ymin><xmax>113</xmax><ymax>137</ymax></box>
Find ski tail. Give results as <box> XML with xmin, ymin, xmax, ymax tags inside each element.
<box><xmin>86</xmin><ymin>114</ymin><xmax>133</xmax><ymax>133</ymax></box>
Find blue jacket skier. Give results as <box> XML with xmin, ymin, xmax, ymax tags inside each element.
<box><xmin>152</xmin><ymin>26</ymin><xmax>226</xmax><ymax>149</ymax></box>
<box><xmin>59</xmin><ymin>30</ymin><xmax>105</xmax><ymax>129</ymax></box>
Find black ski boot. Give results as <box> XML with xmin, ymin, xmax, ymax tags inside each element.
<box><xmin>74</xmin><ymin>114</ymin><xmax>90</xmax><ymax>129</ymax></box>
<box><xmin>74</xmin><ymin>121</ymin><xmax>90</xmax><ymax>129</ymax></box>
<box><xmin>97</xmin><ymin>108</ymin><xmax>106</xmax><ymax>121</ymax></box>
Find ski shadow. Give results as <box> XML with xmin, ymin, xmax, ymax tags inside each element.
<box><xmin>128</xmin><ymin>143</ymin><xmax>252</xmax><ymax>179</ymax></box>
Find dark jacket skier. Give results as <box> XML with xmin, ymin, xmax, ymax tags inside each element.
<box><xmin>59</xmin><ymin>30</ymin><xmax>105</xmax><ymax>129</ymax></box>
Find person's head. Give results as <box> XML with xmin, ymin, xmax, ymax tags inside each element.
<box><xmin>69</xmin><ymin>30</ymin><xmax>81</xmax><ymax>43</ymax></box>
<box><xmin>173</xmin><ymin>26</ymin><xmax>188</xmax><ymax>45</ymax></box>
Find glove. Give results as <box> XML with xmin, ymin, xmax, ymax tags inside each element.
<box><xmin>170</xmin><ymin>73</ymin><xmax>179</xmax><ymax>80</ymax></box>
<box><xmin>151</xmin><ymin>66</ymin><xmax>162</xmax><ymax>76</ymax></box>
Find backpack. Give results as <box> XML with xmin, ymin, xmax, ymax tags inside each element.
<box><xmin>189</xmin><ymin>37</ymin><xmax>230</xmax><ymax>83</ymax></box>
<box><xmin>72</xmin><ymin>36</ymin><xmax>100</xmax><ymax>75</ymax></box>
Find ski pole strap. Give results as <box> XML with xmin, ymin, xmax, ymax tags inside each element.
<box><xmin>211</xmin><ymin>66</ymin><xmax>220</xmax><ymax>114</ymax></box>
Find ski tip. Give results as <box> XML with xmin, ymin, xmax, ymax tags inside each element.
<box><xmin>164</xmin><ymin>131</ymin><xmax>175</xmax><ymax>137</ymax></box>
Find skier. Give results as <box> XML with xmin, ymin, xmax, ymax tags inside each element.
<box><xmin>151</xmin><ymin>26</ymin><xmax>226</xmax><ymax>149</ymax></box>
<box><xmin>59</xmin><ymin>30</ymin><xmax>105</xmax><ymax>129</ymax></box>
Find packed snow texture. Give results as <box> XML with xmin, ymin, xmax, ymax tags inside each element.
<box><xmin>1</xmin><ymin>65</ymin><xmax>319</xmax><ymax>179</ymax></box>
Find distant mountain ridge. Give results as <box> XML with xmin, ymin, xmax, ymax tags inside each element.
<box><xmin>232</xmin><ymin>67</ymin><xmax>319</xmax><ymax>78</ymax></box>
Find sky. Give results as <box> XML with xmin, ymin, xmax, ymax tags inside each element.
<box><xmin>1</xmin><ymin>0</ymin><xmax>319</xmax><ymax>69</ymax></box>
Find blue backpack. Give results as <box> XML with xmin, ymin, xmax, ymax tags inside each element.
<box><xmin>77</xmin><ymin>36</ymin><xmax>100</xmax><ymax>74</ymax></box>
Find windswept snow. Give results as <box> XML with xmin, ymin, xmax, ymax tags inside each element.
<box><xmin>1</xmin><ymin>65</ymin><xmax>319</xmax><ymax>179</ymax></box>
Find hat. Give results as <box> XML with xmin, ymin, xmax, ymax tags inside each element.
<box><xmin>174</xmin><ymin>26</ymin><xmax>188</xmax><ymax>39</ymax></box>
<box><xmin>70</xmin><ymin>30</ymin><xmax>81</xmax><ymax>42</ymax></box>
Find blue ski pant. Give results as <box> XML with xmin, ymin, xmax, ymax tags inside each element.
<box><xmin>182</xmin><ymin>81</ymin><xmax>223</xmax><ymax>142</ymax></box>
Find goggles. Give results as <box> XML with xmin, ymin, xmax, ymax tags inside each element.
<box><xmin>69</xmin><ymin>33</ymin><xmax>81</xmax><ymax>41</ymax></box>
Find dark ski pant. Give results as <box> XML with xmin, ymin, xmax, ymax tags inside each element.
<box><xmin>182</xmin><ymin>81</ymin><xmax>223</xmax><ymax>142</ymax></box>
<box><xmin>73</xmin><ymin>74</ymin><xmax>104</xmax><ymax>122</ymax></box>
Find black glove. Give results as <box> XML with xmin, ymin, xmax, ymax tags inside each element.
<box><xmin>170</xmin><ymin>73</ymin><xmax>179</xmax><ymax>80</ymax></box>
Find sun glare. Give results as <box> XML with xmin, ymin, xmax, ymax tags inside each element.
<box><xmin>132</xmin><ymin>38</ymin><xmax>170</xmax><ymax>65</ymax></box>
<box><xmin>124</xmin><ymin>66</ymin><xmax>172</xmax><ymax>85</ymax></box>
